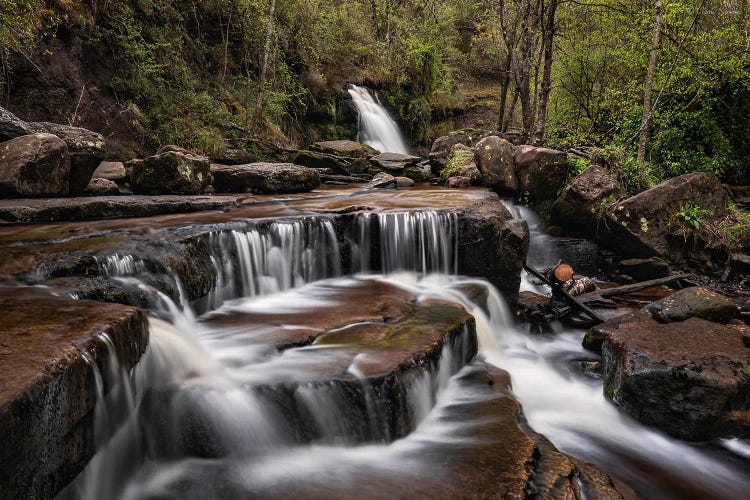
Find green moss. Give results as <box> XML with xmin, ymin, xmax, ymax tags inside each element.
<box><xmin>439</xmin><ymin>148</ymin><xmax>479</xmax><ymax>184</ymax></box>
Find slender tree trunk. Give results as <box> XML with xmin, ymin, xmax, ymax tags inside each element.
<box><xmin>637</xmin><ymin>0</ymin><xmax>662</xmax><ymax>163</ymax></box>
<box><xmin>499</xmin><ymin>55</ymin><xmax>513</xmax><ymax>130</ymax></box>
<box><xmin>531</xmin><ymin>0</ymin><xmax>559</xmax><ymax>145</ymax></box>
<box><xmin>255</xmin><ymin>0</ymin><xmax>277</xmax><ymax>121</ymax></box>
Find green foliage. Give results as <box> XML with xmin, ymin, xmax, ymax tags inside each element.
<box><xmin>590</xmin><ymin>145</ymin><xmax>662</xmax><ymax>195</ymax></box>
<box><xmin>676</xmin><ymin>202</ymin><xmax>708</xmax><ymax>230</ymax></box>
<box><xmin>440</xmin><ymin>148</ymin><xmax>479</xmax><ymax>183</ymax></box>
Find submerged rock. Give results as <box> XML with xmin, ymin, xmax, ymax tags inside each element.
<box><xmin>551</xmin><ymin>165</ymin><xmax>625</xmax><ymax>236</ymax></box>
<box><xmin>211</xmin><ymin>162</ymin><xmax>320</xmax><ymax>194</ymax></box>
<box><xmin>473</xmin><ymin>135</ymin><xmax>517</xmax><ymax>194</ymax></box>
<box><xmin>28</xmin><ymin>122</ymin><xmax>106</xmax><ymax>194</ymax></box>
<box><xmin>0</xmin><ymin>133</ymin><xmax>70</xmax><ymax>197</ymax></box>
<box><xmin>0</xmin><ymin>287</ymin><xmax>147</xmax><ymax>500</ymax></box>
<box><xmin>132</xmin><ymin>150</ymin><xmax>212</xmax><ymax>194</ymax></box>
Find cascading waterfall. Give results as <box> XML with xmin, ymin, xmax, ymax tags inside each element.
<box><xmin>347</xmin><ymin>84</ymin><xmax>410</xmax><ymax>154</ymax></box>
<box><xmin>68</xmin><ymin>208</ymin><xmax>750</xmax><ymax>499</ymax></box>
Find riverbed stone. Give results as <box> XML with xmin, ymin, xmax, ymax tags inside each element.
<box><xmin>92</xmin><ymin>161</ymin><xmax>127</xmax><ymax>184</ymax></box>
<box><xmin>514</xmin><ymin>145</ymin><xmax>568</xmax><ymax>203</ymax></box>
<box><xmin>0</xmin><ymin>105</ymin><xmax>32</xmax><ymax>141</ymax></box>
<box><xmin>309</xmin><ymin>140</ymin><xmax>379</xmax><ymax>159</ymax></box>
<box><xmin>211</xmin><ymin>162</ymin><xmax>320</xmax><ymax>194</ymax></box>
<box><xmin>370</xmin><ymin>152</ymin><xmax>420</xmax><ymax>173</ymax></box>
<box><xmin>395</xmin><ymin>176</ymin><xmax>415</xmax><ymax>188</ymax></box>
<box><xmin>0</xmin><ymin>133</ymin><xmax>70</xmax><ymax>197</ymax></box>
<box><xmin>644</xmin><ymin>286</ymin><xmax>740</xmax><ymax>324</ymax></box>
<box><xmin>592</xmin><ymin>309</ymin><xmax>750</xmax><ymax>440</ymax></box>
<box><xmin>365</xmin><ymin>172</ymin><xmax>396</xmax><ymax>189</ymax></box>
<box><xmin>428</xmin><ymin>131</ymin><xmax>473</xmax><ymax>171</ymax></box>
<box><xmin>551</xmin><ymin>165</ymin><xmax>625</xmax><ymax>236</ymax></box>
<box><xmin>618</xmin><ymin>257</ymin><xmax>669</xmax><ymax>281</ymax></box>
<box><xmin>446</xmin><ymin>176</ymin><xmax>471</xmax><ymax>188</ymax></box>
<box><xmin>211</xmin><ymin>147</ymin><xmax>257</xmax><ymax>165</ymax></box>
<box><xmin>28</xmin><ymin>122</ymin><xmax>107</xmax><ymax>194</ymax></box>
<box><xmin>293</xmin><ymin>149</ymin><xmax>352</xmax><ymax>175</ymax></box>
<box><xmin>0</xmin><ymin>287</ymin><xmax>148</xmax><ymax>500</ymax></box>
<box><xmin>473</xmin><ymin>135</ymin><xmax>517</xmax><ymax>194</ymax></box>
<box><xmin>83</xmin><ymin>177</ymin><xmax>121</xmax><ymax>196</ymax></box>
<box><xmin>132</xmin><ymin>150</ymin><xmax>212</xmax><ymax>194</ymax></box>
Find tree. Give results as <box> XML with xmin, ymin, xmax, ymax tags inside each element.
<box><xmin>637</xmin><ymin>0</ymin><xmax>663</xmax><ymax>163</ymax></box>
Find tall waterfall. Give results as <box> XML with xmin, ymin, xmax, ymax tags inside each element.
<box><xmin>348</xmin><ymin>84</ymin><xmax>409</xmax><ymax>154</ymax></box>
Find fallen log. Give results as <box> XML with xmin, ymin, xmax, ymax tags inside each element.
<box><xmin>524</xmin><ymin>264</ymin><xmax>605</xmax><ymax>325</ymax></box>
<box><xmin>577</xmin><ymin>274</ymin><xmax>692</xmax><ymax>304</ymax></box>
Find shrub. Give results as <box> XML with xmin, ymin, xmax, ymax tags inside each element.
<box><xmin>440</xmin><ymin>148</ymin><xmax>479</xmax><ymax>183</ymax></box>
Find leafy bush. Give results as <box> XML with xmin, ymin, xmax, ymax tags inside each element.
<box><xmin>440</xmin><ymin>148</ymin><xmax>479</xmax><ymax>183</ymax></box>
<box><xmin>590</xmin><ymin>145</ymin><xmax>662</xmax><ymax>195</ymax></box>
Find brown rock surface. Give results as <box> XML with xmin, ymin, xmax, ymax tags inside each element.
<box><xmin>514</xmin><ymin>145</ymin><xmax>569</xmax><ymax>202</ymax></box>
<box><xmin>0</xmin><ymin>287</ymin><xmax>148</xmax><ymax>499</ymax></box>
<box><xmin>0</xmin><ymin>133</ymin><xmax>70</xmax><ymax>197</ymax></box>
<box><xmin>211</xmin><ymin>162</ymin><xmax>320</xmax><ymax>194</ymax></box>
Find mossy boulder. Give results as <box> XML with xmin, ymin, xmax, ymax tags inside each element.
<box><xmin>0</xmin><ymin>133</ymin><xmax>70</xmax><ymax>197</ymax></box>
<box><xmin>211</xmin><ymin>162</ymin><xmax>320</xmax><ymax>194</ymax></box>
<box><xmin>132</xmin><ymin>151</ymin><xmax>212</xmax><ymax>194</ymax></box>
<box><xmin>473</xmin><ymin>136</ymin><xmax>517</xmax><ymax>194</ymax></box>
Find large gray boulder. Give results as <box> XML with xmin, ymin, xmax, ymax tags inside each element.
<box><xmin>370</xmin><ymin>152</ymin><xmax>420</xmax><ymax>173</ymax></box>
<box><xmin>28</xmin><ymin>122</ymin><xmax>106</xmax><ymax>194</ymax></box>
<box><xmin>514</xmin><ymin>145</ymin><xmax>568</xmax><ymax>202</ymax></box>
<box><xmin>550</xmin><ymin>165</ymin><xmax>625</xmax><ymax>237</ymax></box>
<box><xmin>211</xmin><ymin>163</ymin><xmax>320</xmax><ymax>194</ymax></box>
<box><xmin>309</xmin><ymin>140</ymin><xmax>379</xmax><ymax>159</ymax></box>
<box><xmin>132</xmin><ymin>151</ymin><xmax>212</xmax><ymax>194</ymax></box>
<box><xmin>0</xmin><ymin>133</ymin><xmax>70</xmax><ymax>197</ymax></box>
<box><xmin>473</xmin><ymin>136</ymin><xmax>517</xmax><ymax>194</ymax></box>
<box><xmin>0</xmin><ymin>106</ymin><xmax>31</xmax><ymax>142</ymax></box>
<box><xmin>92</xmin><ymin>161</ymin><xmax>127</xmax><ymax>184</ymax></box>
<box><xmin>600</xmin><ymin>172</ymin><xmax>730</xmax><ymax>260</ymax></box>
<box><xmin>293</xmin><ymin>149</ymin><xmax>352</xmax><ymax>175</ymax></box>
<box><xmin>83</xmin><ymin>178</ymin><xmax>121</xmax><ymax>196</ymax></box>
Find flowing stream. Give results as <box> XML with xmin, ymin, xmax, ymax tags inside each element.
<box><xmin>60</xmin><ymin>206</ymin><xmax>750</xmax><ymax>499</ymax></box>
<box><xmin>348</xmin><ymin>84</ymin><xmax>410</xmax><ymax>154</ymax></box>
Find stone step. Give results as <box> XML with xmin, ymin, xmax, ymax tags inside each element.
<box><xmin>0</xmin><ymin>288</ymin><xmax>148</xmax><ymax>499</ymax></box>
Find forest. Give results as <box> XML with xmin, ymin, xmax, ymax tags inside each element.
<box><xmin>1</xmin><ymin>0</ymin><xmax>749</xmax><ymax>183</ymax></box>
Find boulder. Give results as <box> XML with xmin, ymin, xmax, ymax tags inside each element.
<box><xmin>131</xmin><ymin>151</ymin><xmax>212</xmax><ymax>195</ymax></box>
<box><xmin>395</xmin><ymin>176</ymin><xmax>415</xmax><ymax>188</ymax></box>
<box><xmin>514</xmin><ymin>145</ymin><xmax>568</xmax><ymax>202</ymax></box>
<box><xmin>601</xmin><ymin>172</ymin><xmax>731</xmax><ymax>260</ymax></box>
<box><xmin>210</xmin><ymin>147</ymin><xmax>257</xmax><ymax>165</ymax></box>
<box><xmin>550</xmin><ymin>165</ymin><xmax>625</xmax><ymax>236</ymax></box>
<box><xmin>370</xmin><ymin>152</ymin><xmax>420</xmax><ymax>173</ymax></box>
<box><xmin>293</xmin><ymin>149</ymin><xmax>351</xmax><ymax>175</ymax></box>
<box><xmin>644</xmin><ymin>287</ymin><xmax>740</xmax><ymax>324</ymax></box>
<box><xmin>618</xmin><ymin>257</ymin><xmax>669</xmax><ymax>281</ymax></box>
<box><xmin>0</xmin><ymin>133</ymin><xmax>70</xmax><ymax>197</ymax></box>
<box><xmin>440</xmin><ymin>145</ymin><xmax>481</xmax><ymax>184</ymax></box>
<box><xmin>589</xmin><ymin>309</ymin><xmax>750</xmax><ymax>440</ymax></box>
<box><xmin>211</xmin><ymin>162</ymin><xmax>320</xmax><ymax>194</ymax></box>
<box><xmin>446</xmin><ymin>176</ymin><xmax>471</xmax><ymax>189</ymax></box>
<box><xmin>84</xmin><ymin>178</ymin><xmax>121</xmax><ymax>196</ymax></box>
<box><xmin>428</xmin><ymin>131</ymin><xmax>473</xmax><ymax>171</ymax></box>
<box><xmin>309</xmin><ymin>140</ymin><xmax>379</xmax><ymax>159</ymax></box>
<box><xmin>0</xmin><ymin>106</ymin><xmax>31</xmax><ymax>141</ymax></box>
<box><xmin>92</xmin><ymin>161</ymin><xmax>127</xmax><ymax>184</ymax></box>
<box><xmin>27</xmin><ymin>122</ymin><xmax>106</xmax><ymax>194</ymax></box>
<box><xmin>403</xmin><ymin>165</ymin><xmax>433</xmax><ymax>182</ymax></box>
<box><xmin>365</xmin><ymin>172</ymin><xmax>396</xmax><ymax>189</ymax></box>
<box><xmin>729</xmin><ymin>253</ymin><xmax>750</xmax><ymax>279</ymax></box>
<box><xmin>156</xmin><ymin>144</ymin><xmax>195</xmax><ymax>155</ymax></box>
<box><xmin>473</xmin><ymin>136</ymin><xmax>517</xmax><ymax>194</ymax></box>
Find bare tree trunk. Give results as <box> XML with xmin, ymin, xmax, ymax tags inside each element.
<box><xmin>637</xmin><ymin>0</ymin><xmax>662</xmax><ymax>163</ymax></box>
<box><xmin>531</xmin><ymin>0</ymin><xmax>559</xmax><ymax>145</ymax></box>
<box><xmin>255</xmin><ymin>0</ymin><xmax>277</xmax><ymax>121</ymax></box>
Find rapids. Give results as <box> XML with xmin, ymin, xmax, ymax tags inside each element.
<box><xmin>60</xmin><ymin>207</ymin><xmax>750</xmax><ymax>499</ymax></box>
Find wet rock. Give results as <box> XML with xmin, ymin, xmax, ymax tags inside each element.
<box><xmin>402</xmin><ymin>165</ymin><xmax>433</xmax><ymax>182</ymax></box>
<box><xmin>514</xmin><ymin>145</ymin><xmax>568</xmax><ymax>203</ymax></box>
<box><xmin>0</xmin><ymin>133</ymin><xmax>70</xmax><ymax>197</ymax></box>
<box><xmin>551</xmin><ymin>165</ymin><xmax>625</xmax><ymax>236</ymax></box>
<box><xmin>370</xmin><ymin>152</ymin><xmax>420</xmax><ymax>173</ymax></box>
<box><xmin>592</xmin><ymin>309</ymin><xmax>750</xmax><ymax>440</ymax></box>
<box><xmin>83</xmin><ymin>178</ymin><xmax>121</xmax><ymax>196</ymax></box>
<box><xmin>28</xmin><ymin>122</ymin><xmax>107</xmax><ymax>194</ymax></box>
<box><xmin>293</xmin><ymin>149</ymin><xmax>352</xmax><ymax>175</ymax></box>
<box><xmin>156</xmin><ymin>144</ymin><xmax>195</xmax><ymax>155</ymax></box>
<box><xmin>446</xmin><ymin>176</ymin><xmax>471</xmax><ymax>188</ymax></box>
<box><xmin>0</xmin><ymin>105</ymin><xmax>32</xmax><ymax>141</ymax></box>
<box><xmin>600</xmin><ymin>172</ymin><xmax>731</xmax><ymax>260</ymax></box>
<box><xmin>309</xmin><ymin>140</ymin><xmax>379</xmax><ymax>159</ymax></box>
<box><xmin>729</xmin><ymin>253</ymin><xmax>750</xmax><ymax>279</ymax></box>
<box><xmin>644</xmin><ymin>286</ymin><xmax>740</xmax><ymax>324</ymax></box>
<box><xmin>395</xmin><ymin>176</ymin><xmax>415</xmax><ymax>188</ymax></box>
<box><xmin>132</xmin><ymin>151</ymin><xmax>212</xmax><ymax>195</ymax></box>
<box><xmin>320</xmin><ymin>174</ymin><xmax>368</xmax><ymax>184</ymax></box>
<box><xmin>210</xmin><ymin>147</ymin><xmax>257</xmax><ymax>165</ymax></box>
<box><xmin>211</xmin><ymin>162</ymin><xmax>320</xmax><ymax>194</ymax></box>
<box><xmin>365</xmin><ymin>172</ymin><xmax>396</xmax><ymax>189</ymax></box>
<box><xmin>619</xmin><ymin>257</ymin><xmax>669</xmax><ymax>281</ymax></box>
<box><xmin>92</xmin><ymin>161</ymin><xmax>127</xmax><ymax>184</ymax></box>
<box><xmin>473</xmin><ymin>135</ymin><xmax>517</xmax><ymax>194</ymax></box>
<box><xmin>0</xmin><ymin>287</ymin><xmax>148</xmax><ymax>500</ymax></box>
<box><xmin>0</xmin><ymin>194</ymin><xmax>243</xmax><ymax>223</ymax></box>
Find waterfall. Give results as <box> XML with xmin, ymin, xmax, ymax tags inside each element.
<box><xmin>347</xmin><ymin>84</ymin><xmax>409</xmax><ymax>154</ymax></box>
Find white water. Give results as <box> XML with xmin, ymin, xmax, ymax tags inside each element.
<box><xmin>348</xmin><ymin>84</ymin><xmax>409</xmax><ymax>154</ymax></box>
<box><xmin>68</xmin><ymin>208</ymin><xmax>750</xmax><ymax>499</ymax></box>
